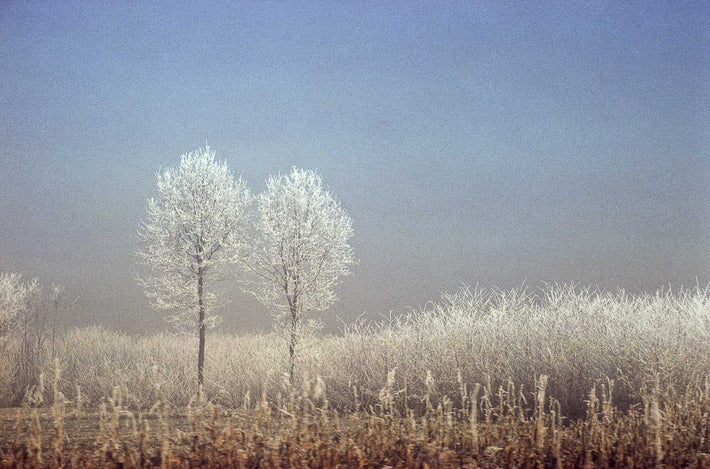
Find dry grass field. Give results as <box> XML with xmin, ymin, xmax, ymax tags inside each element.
<box><xmin>1</xmin><ymin>378</ymin><xmax>709</xmax><ymax>467</ymax></box>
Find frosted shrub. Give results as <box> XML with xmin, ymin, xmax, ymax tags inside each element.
<box><xmin>4</xmin><ymin>284</ymin><xmax>707</xmax><ymax>420</ymax></box>
<box><xmin>309</xmin><ymin>284</ymin><xmax>710</xmax><ymax>418</ymax></box>
<box><xmin>0</xmin><ymin>273</ymin><xmax>38</xmax><ymax>335</ymax></box>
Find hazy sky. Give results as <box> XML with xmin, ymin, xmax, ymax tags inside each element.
<box><xmin>1</xmin><ymin>1</ymin><xmax>708</xmax><ymax>333</ymax></box>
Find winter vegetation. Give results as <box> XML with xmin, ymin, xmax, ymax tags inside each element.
<box><xmin>137</xmin><ymin>146</ymin><xmax>251</xmax><ymax>390</ymax></box>
<box><xmin>0</xmin><ymin>274</ymin><xmax>74</xmax><ymax>408</ymax></box>
<box><xmin>0</xmin><ymin>273</ymin><xmax>38</xmax><ymax>336</ymax></box>
<box><xmin>1</xmin><ymin>147</ymin><xmax>708</xmax><ymax>466</ymax></box>
<box><xmin>138</xmin><ymin>150</ymin><xmax>354</xmax><ymax>391</ymax></box>
<box><xmin>238</xmin><ymin>167</ymin><xmax>355</xmax><ymax>383</ymax></box>
<box><xmin>0</xmin><ymin>284</ymin><xmax>709</xmax><ymax>466</ymax></box>
<box><xmin>0</xmin><ymin>284</ymin><xmax>707</xmax><ymax>414</ymax></box>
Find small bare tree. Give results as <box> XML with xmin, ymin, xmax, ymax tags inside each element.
<box><xmin>240</xmin><ymin>167</ymin><xmax>355</xmax><ymax>383</ymax></box>
<box><xmin>138</xmin><ymin>146</ymin><xmax>251</xmax><ymax>390</ymax></box>
<box><xmin>0</xmin><ymin>272</ymin><xmax>38</xmax><ymax>337</ymax></box>
<box><xmin>0</xmin><ymin>272</ymin><xmax>44</xmax><ymax>403</ymax></box>
<box><xmin>0</xmin><ymin>273</ymin><xmax>77</xmax><ymax>405</ymax></box>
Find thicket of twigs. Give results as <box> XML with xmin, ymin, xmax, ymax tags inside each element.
<box><xmin>3</xmin><ymin>284</ymin><xmax>708</xmax><ymax>415</ymax></box>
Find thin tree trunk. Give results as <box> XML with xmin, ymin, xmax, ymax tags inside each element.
<box><xmin>51</xmin><ymin>299</ymin><xmax>58</xmax><ymax>359</ymax></box>
<box><xmin>197</xmin><ymin>268</ymin><xmax>205</xmax><ymax>393</ymax></box>
<box><xmin>288</xmin><ymin>303</ymin><xmax>298</xmax><ymax>385</ymax></box>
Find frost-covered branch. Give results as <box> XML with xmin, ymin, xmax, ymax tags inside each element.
<box><xmin>137</xmin><ymin>146</ymin><xmax>251</xmax><ymax>324</ymax></box>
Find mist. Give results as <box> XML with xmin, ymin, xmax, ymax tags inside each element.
<box><xmin>1</xmin><ymin>2</ymin><xmax>707</xmax><ymax>333</ymax></box>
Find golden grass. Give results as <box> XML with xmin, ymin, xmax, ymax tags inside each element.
<box><xmin>1</xmin><ymin>372</ymin><xmax>709</xmax><ymax>468</ymax></box>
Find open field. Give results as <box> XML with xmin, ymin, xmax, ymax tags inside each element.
<box><xmin>1</xmin><ymin>285</ymin><xmax>709</xmax><ymax>466</ymax></box>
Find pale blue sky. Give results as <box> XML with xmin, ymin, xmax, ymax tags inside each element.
<box><xmin>1</xmin><ymin>1</ymin><xmax>708</xmax><ymax>331</ymax></box>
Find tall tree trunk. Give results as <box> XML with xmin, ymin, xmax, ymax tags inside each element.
<box><xmin>197</xmin><ymin>268</ymin><xmax>205</xmax><ymax>393</ymax></box>
<box><xmin>288</xmin><ymin>303</ymin><xmax>298</xmax><ymax>385</ymax></box>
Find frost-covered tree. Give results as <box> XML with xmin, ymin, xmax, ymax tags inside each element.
<box><xmin>0</xmin><ymin>272</ymin><xmax>38</xmax><ymax>336</ymax></box>
<box><xmin>240</xmin><ymin>167</ymin><xmax>355</xmax><ymax>383</ymax></box>
<box><xmin>138</xmin><ymin>146</ymin><xmax>250</xmax><ymax>389</ymax></box>
<box><xmin>0</xmin><ymin>272</ymin><xmax>45</xmax><ymax>402</ymax></box>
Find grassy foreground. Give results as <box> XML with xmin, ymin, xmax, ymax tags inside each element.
<box><xmin>1</xmin><ymin>375</ymin><xmax>710</xmax><ymax>468</ymax></box>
